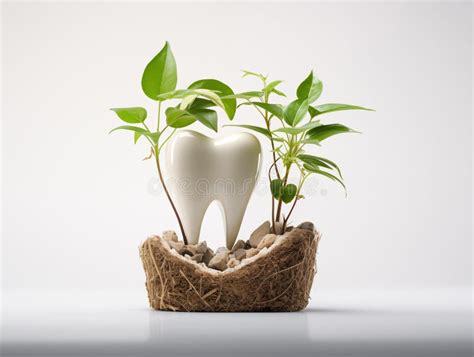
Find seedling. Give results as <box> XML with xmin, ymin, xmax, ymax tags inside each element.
<box><xmin>225</xmin><ymin>70</ymin><xmax>373</xmax><ymax>231</ymax></box>
<box><xmin>110</xmin><ymin>42</ymin><xmax>236</xmax><ymax>244</ymax></box>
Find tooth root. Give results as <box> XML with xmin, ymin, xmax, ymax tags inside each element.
<box><xmin>176</xmin><ymin>196</ymin><xmax>210</xmax><ymax>245</ymax></box>
<box><xmin>165</xmin><ymin>130</ymin><xmax>261</xmax><ymax>248</ymax></box>
<box><xmin>219</xmin><ymin>197</ymin><xmax>249</xmax><ymax>249</ymax></box>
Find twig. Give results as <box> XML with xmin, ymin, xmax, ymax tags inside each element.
<box><xmin>268</xmin><ymin>159</ymin><xmax>280</xmax><ymax>233</ymax></box>
<box><xmin>154</xmin><ymin>148</ymin><xmax>189</xmax><ymax>245</ymax></box>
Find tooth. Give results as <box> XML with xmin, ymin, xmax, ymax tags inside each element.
<box><xmin>164</xmin><ymin>130</ymin><xmax>261</xmax><ymax>248</ymax></box>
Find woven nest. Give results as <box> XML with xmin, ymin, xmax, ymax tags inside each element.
<box><xmin>139</xmin><ymin>227</ymin><xmax>320</xmax><ymax>312</ymax></box>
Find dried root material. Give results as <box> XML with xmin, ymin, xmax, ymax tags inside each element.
<box><xmin>139</xmin><ymin>228</ymin><xmax>320</xmax><ymax>312</ymax></box>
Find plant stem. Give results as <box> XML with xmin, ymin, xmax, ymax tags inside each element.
<box><xmin>261</xmin><ymin>87</ymin><xmax>281</xmax><ymax>182</ymax></box>
<box><xmin>154</xmin><ymin>101</ymin><xmax>188</xmax><ymax>244</ymax></box>
<box><xmin>275</xmin><ymin>163</ymin><xmax>291</xmax><ymax>222</ymax></box>
<box><xmin>261</xmin><ymin>80</ymin><xmax>282</xmax><ymax>227</ymax></box>
<box><xmin>283</xmin><ymin>173</ymin><xmax>307</xmax><ymax>230</ymax></box>
<box><xmin>154</xmin><ymin>145</ymin><xmax>188</xmax><ymax>245</ymax></box>
<box><xmin>266</xmin><ymin>118</ymin><xmax>281</xmax><ymax>181</ymax></box>
<box><xmin>157</xmin><ymin>101</ymin><xmax>162</xmax><ymax>130</ymax></box>
<box><xmin>268</xmin><ymin>159</ymin><xmax>280</xmax><ymax>234</ymax></box>
<box><xmin>159</xmin><ymin>128</ymin><xmax>176</xmax><ymax>151</ymax></box>
<box><xmin>283</xmin><ymin>197</ymin><xmax>297</xmax><ymax>231</ymax></box>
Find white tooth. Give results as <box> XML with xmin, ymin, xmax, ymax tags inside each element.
<box><xmin>164</xmin><ymin>130</ymin><xmax>262</xmax><ymax>248</ymax></box>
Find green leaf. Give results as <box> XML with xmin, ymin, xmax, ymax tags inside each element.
<box><xmin>189</xmin><ymin>108</ymin><xmax>218</xmax><ymax>132</ymax></box>
<box><xmin>311</xmin><ymin>155</ymin><xmax>343</xmax><ymax>179</ymax></box>
<box><xmin>296</xmin><ymin>71</ymin><xmax>323</xmax><ymax>104</ymax></box>
<box><xmin>157</xmin><ymin>88</ymin><xmax>225</xmax><ymax>108</ymax></box>
<box><xmin>165</xmin><ymin>107</ymin><xmax>196</xmax><ymax>128</ymax></box>
<box><xmin>271</xmin><ymin>88</ymin><xmax>287</xmax><ymax>97</ymax></box>
<box><xmin>271</xmin><ymin>180</ymin><xmax>297</xmax><ymax>203</ymax></box>
<box><xmin>273</xmin><ymin>121</ymin><xmax>321</xmax><ymax>135</ymax></box>
<box><xmin>109</xmin><ymin>125</ymin><xmax>149</xmax><ymax>135</ymax></box>
<box><xmin>255</xmin><ymin>102</ymin><xmax>284</xmax><ymax>119</ymax></box>
<box><xmin>272</xmin><ymin>137</ymin><xmax>286</xmax><ymax>143</ymax></box>
<box><xmin>308</xmin><ymin>106</ymin><xmax>318</xmax><ymax>119</ymax></box>
<box><xmin>223</xmin><ymin>124</ymin><xmax>272</xmax><ymax>139</ymax></box>
<box><xmin>147</xmin><ymin>131</ymin><xmax>160</xmax><ymax>143</ymax></box>
<box><xmin>134</xmin><ymin>131</ymin><xmax>142</xmax><ymax>144</ymax></box>
<box><xmin>179</xmin><ymin>94</ymin><xmax>198</xmax><ymax>110</ymax></box>
<box><xmin>281</xmin><ymin>184</ymin><xmax>297</xmax><ymax>203</ymax></box>
<box><xmin>110</xmin><ymin>107</ymin><xmax>147</xmax><ymax>123</ymax></box>
<box><xmin>306</xmin><ymin>124</ymin><xmax>356</xmax><ymax>142</ymax></box>
<box><xmin>270</xmin><ymin>179</ymin><xmax>283</xmax><ymax>199</ymax></box>
<box><xmin>239</xmin><ymin>102</ymin><xmax>284</xmax><ymax>120</ymax></box>
<box><xmin>222</xmin><ymin>91</ymin><xmax>264</xmax><ymax>99</ymax></box>
<box><xmin>156</xmin><ymin>89</ymin><xmax>190</xmax><ymax>100</ymax></box>
<box><xmin>133</xmin><ymin>132</ymin><xmax>159</xmax><ymax>144</ymax></box>
<box><xmin>304</xmin><ymin>164</ymin><xmax>346</xmax><ymax>194</ymax></box>
<box><xmin>298</xmin><ymin>154</ymin><xmax>342</xmax><ymax>178</ymax></box>
<box><xmin>142</xmin><ymin>42</ymin><xmax>177</xmax><ymax>100</ymax></box>
<box><xmin>308</xmin><ymin>103</ymin><xmax>374</xmax><ymax>118</ymax></box>
<box><xmin>284</xmin><ymin>98</ymin><xmax>309</xmax><ymax>126</ymax></box>
<box><xmin>189</xmin><ymin>98</ymin><xmax>215</xmax><ymax>109</ymax></box>
<box><xmin>301</xmin><ymin>138</ymin><xmax>321</xmax><ymax>146</ymax></box>
<box><xmin>191</xmin><ymin>89</ymin><xmax>225</xmax><ymax>108</ymax></box>
<box><xmin>241</xmin><ymin>69</ymin><xmax>266</xmax><ymax>81</ymax></box>
<box><xmin>263</xmin><ymin>80</ymin><xmax>283</xmax><ymax>96</ymax></box>
<box><xmin>109</xmin><ymin>125</ymin><xmax>160</xmax><ymax>144</ymax></box>
<box><xmin>188</xmin><ymin>79</ymin><xmax>236</xmax><ymax>119</ymax></box>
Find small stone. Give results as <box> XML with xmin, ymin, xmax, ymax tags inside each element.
<box><xmin>227</xmin><ymin>258</ymin><xmax>240</xmax><ymax>268</ymax></box>
<box><xmin>194</xmin><ymin>241</ymin><xmax>208</xmax><ymax>254</ymax></box>
<box><xmin>297</xmin><ymin>221</ymin><xmax>314</xmax><ymax>232</ymax></box>
<box><xmin>233</xmin><ymin>248</ymin><xmax>246</xmax><ymax>261</ymax></box>
<box><xmin>169</xmin><ymin>241</ymin><xmax>185</xmax><ymax>254</ymax></box>
<box><xmin>249</xmin><ymin>221</ymin><xmax>271</xmax><ymax>248</ymax></box>
<box><xmin>183</xmin><ymin>245</ymin><xmax>197</xmax><ymax>256</ymax></box>
<box><xmin>202</xmin><ymin>248</ymin><xmax>214</xmax><ymax>265</ymax></box>
<box><xmin>184</xmin><ymin>254</ymin><xmax>192</xmax><ymax>260</ymax></box>
<box><xmin>272</xmin><ymin>222</ymin><xmax>284</xmax><ymax>235</ymax></box>
<box><xmin>257</xmin><ymin>234</ymin><xmax>277</xmax><ymax>249</ymax></box>
<box><xmin>246</xmin><ymin>248</ymin><xmax>259</xmax><ymax>258</ymax></box>
<box><xmin>162</xmin><ymin>230</ymin><xmax>178</xmax><ymax>242</ymax></box>
<box><xmin>275</xmin><ymin>235</ymin><xmax>286</xmax><ymax>245</ymax></box>
<box><xmin>208</xmin><ymin>252</ymin><xmax>229</xmax><ymax>271</ymax></box>
<box><xmin>160</xmin><ymin>237</ymin><xmax>171</xmax><ymax>249</ymax></box>
<box><xmin>191</xmin><ymin>253</ymin><xmax>203</xmax><ymax>263</ymax></box>
<box><xmin>216</xmin><ymin>247</ymin><xmax>229</xmax><ymax>254</ymax></box>
<box><xmin>231</xmin><ymin>240</ymin><xmax>246</xmax><ymax>252</ymax></box>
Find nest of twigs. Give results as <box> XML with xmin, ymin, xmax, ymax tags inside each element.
<box><xmin>140</xmin><ymin>226</ymin><xmax>320</xmax><ymax>312</ymax></box>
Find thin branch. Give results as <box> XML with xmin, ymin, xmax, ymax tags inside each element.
<box><xmin>283</xmin><ymin>172</ymin><xmax>308</xmax><ymax>230</ymax></box>
<box><xmin>154</xmin><ymin>147</ymin><xmax>188</xmax><ymax>245</ymax></box>
<box><xmin>159</xmin><ymin>128</ymin><xmax>176</xmax><ymax>151</ymax></box>
<box><xmin>268</xmin><ymin>158</ymin><xmax>280</xmax><ymax>233</ymax></box>
<box><xmin>157</xmin><ymin>101</ymin><xmax>162</xmax><ymax>130</ymax></box>
<box><xmin>153</xmin><ymin>101</ymin><xmax>188</xmax><ymax>244</ymax></box>
<box><xmin>275</xmin><ymin>163</ymin><xmax>291</xmax><ymax>222</ymax></box>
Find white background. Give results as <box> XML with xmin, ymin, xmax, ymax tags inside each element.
<box><xmin>1</xmin><ymin>2</ymin><xmax>472</xmax><ymax>356</ymax></box>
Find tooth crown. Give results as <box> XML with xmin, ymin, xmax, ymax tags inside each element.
<box><xmin>165</xmin><ymin>130</ymin><xmax>262</xmax><ymax>248</ymax></box>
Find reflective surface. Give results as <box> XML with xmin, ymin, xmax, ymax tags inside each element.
<box><xmin>2</xmin><ymin>289</ymin><xmax>472</xmax><ymax>357</ymax></box>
